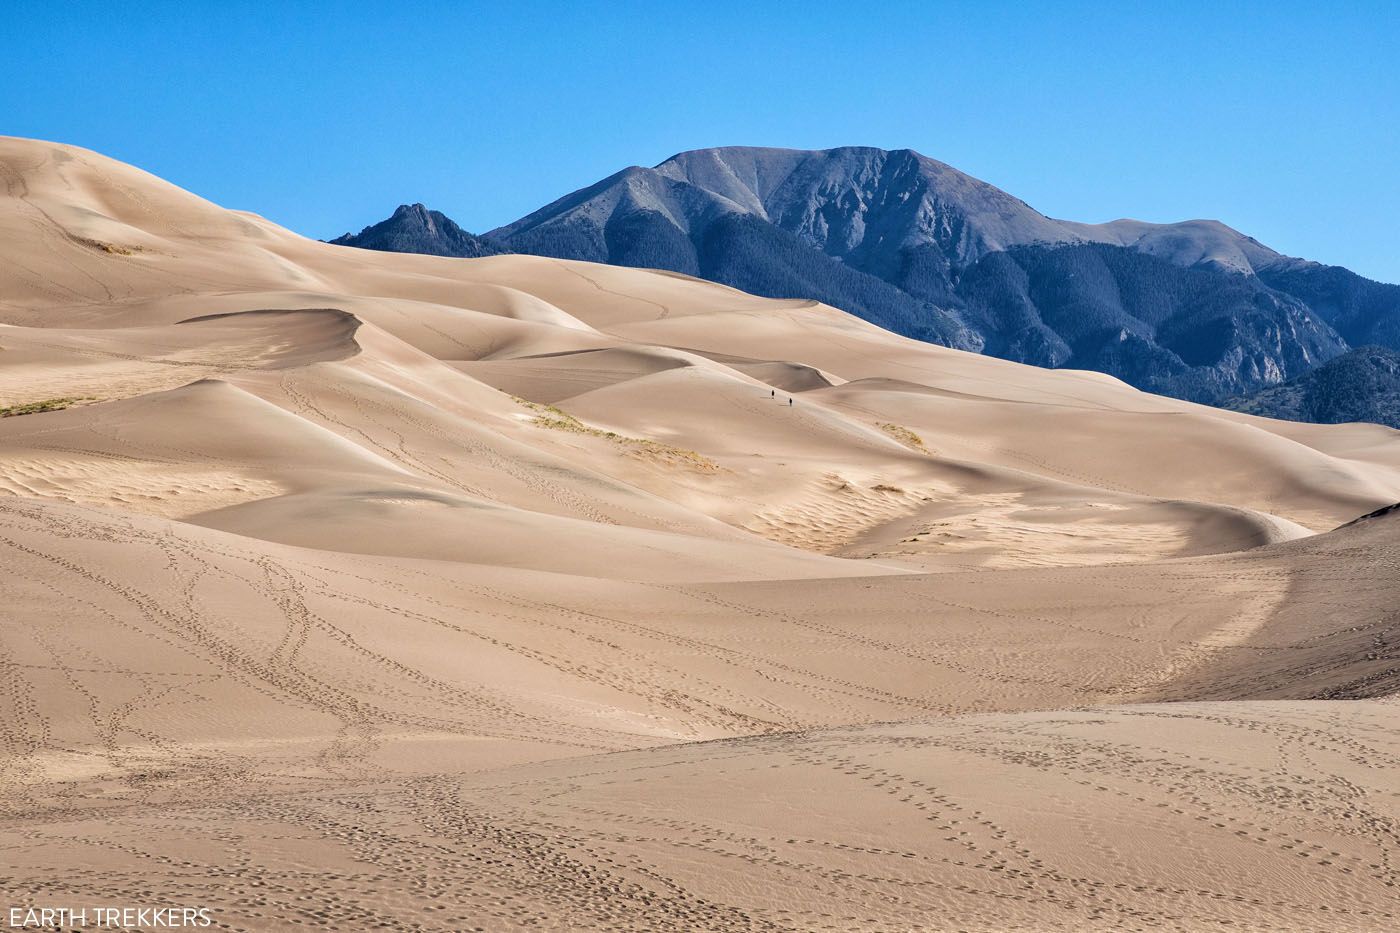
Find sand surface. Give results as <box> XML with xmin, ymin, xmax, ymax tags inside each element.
<box><xmin>2</xmin><ymin>137</ymin><xmax>1400</xmax><ymax>931</ymax></box>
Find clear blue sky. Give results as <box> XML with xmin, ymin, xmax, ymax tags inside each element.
<box><xmin>5</xmin><ymin>2</ymin><xmax>1398</xmax><ymax>281</ymax></box>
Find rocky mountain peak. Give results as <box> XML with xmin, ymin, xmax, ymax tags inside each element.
<box><xmin>330</xmin><ymin>203</ymin><xmax>507</xmax><ymax>259</ymax></box>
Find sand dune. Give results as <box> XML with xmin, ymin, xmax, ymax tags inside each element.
<box><xmin>3</xmin><ymin>136</ymin><xmax>1400</xmax><ymax>931</ymax></box>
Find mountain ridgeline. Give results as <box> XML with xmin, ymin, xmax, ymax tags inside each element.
<box><xmin>331</xmin><ymin>146</ymin><xmax>1400</xmax><ymax>421</ymax></box>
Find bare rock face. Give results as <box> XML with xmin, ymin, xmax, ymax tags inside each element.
<box><xmin>1225</xmin><ymin>345</ymin><xmax>1400</xmax><ymax>428</ymax></box>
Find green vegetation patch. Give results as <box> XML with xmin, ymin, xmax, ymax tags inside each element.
<box><xmin>0</xmin><ymin>397</ymin><xmax>92</xmax><ymax>417</ymax></box>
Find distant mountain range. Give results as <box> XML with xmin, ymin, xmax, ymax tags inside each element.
<box><xmin>329</xmin><ymin>146</ymin><xmax>1400</xmax><ymax>423</ymax></box>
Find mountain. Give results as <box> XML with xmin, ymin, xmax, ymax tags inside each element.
<box><xmin>491</xmin><ymin>146</ymin><xmax>1285</xmax><ymax>276</ymax></box>
<box><xmin>1224</xmin><ymin>345</ymin><xmax>1400</xmax><ymax>429</ymax></box>
<box><xmin>486</xmin><ymin>146</ymin><xmax>1400</xmax><ymax>404</ymax></box>
<box><xmin>336</xmin><ymin>146</ymin><xmax>1400</xmax><ymax>409</ymax></box>
<box><xmin>330</xmin><ymin>202</ymin><xmax>508</xmax><ymax>258</ymax></box>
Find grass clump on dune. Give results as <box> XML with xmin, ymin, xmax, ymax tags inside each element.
<box><xmin>74</xmin><ymin>236</ymin><xmax>143</xmax><ymax>256</ymax></box>
<box><xmin>879</xmin><ymin>422</ymin><xmax>932</xmax><ymax>454</ymax></box>
<box><xmin>516</xmin><ymin>398</ymin><xmax>590</xmax><ymax>434</ymax></box>
<box><xmin>513</xmin><ymin>397</ymin><xmax>720</xmax><ymax>473</ymax></box>
<box><xmin>1</xmin><ymin>397</ymin><xmax>92</xmax><ymax>418</ymax></box>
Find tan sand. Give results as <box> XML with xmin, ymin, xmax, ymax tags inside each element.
<box><xmin>2</xmin><ymin>136</ymin><xmax>1399</xmax><ymax>931</ymax></box>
